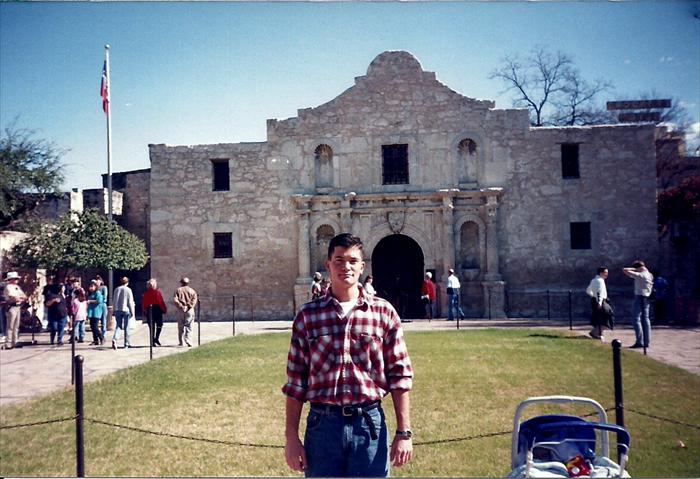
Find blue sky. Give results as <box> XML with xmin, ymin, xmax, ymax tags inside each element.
<box><xmin>1</xmin><ymin>1</ymin><xmax>699</xmax><ymax>191</ymax></box>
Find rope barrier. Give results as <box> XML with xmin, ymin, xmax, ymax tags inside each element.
<box><xmin>2</xmin><ymin>406</ymin><xmax>698</xmax><ymax>449</ymax></box>
<box><xmin>84</xmin><ymin>417</ymin><xmax>284</xmax><ymax>449</ymax></box>
<box><xmin>0</xmin><ymin>416</ymin><xmax>77</xmax><ymax>430</ymax></box>
<box><xmin>625</xmin><ymin>408</ymin><xmax>700</xmax><ymax>430</ymax></box>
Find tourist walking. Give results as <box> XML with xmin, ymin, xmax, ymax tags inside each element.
<box><xmin>45</xmin><ymin>283</ymin><xmax>69</xmax><ymax>346</ymax></box>
<box><xmin>95</xmin><ymin>275</ymin><xmax>109</xmax><ymax>339</ymax></box>
<box><xmin>71</xmin><ymin>288</ymin><xmax>87</xmax><ymax>343</ymax></box>
<box><xmin>586</xmin><ymin>267</ymin><xmax>613</xmax><ymax>340</ymax></box>
<box><xmin>3</xmin><ymin>272</ymin><xmax>27</xmax><ymax>349</ymax></box>
<box><xmin>173</xmin><ymin>277</ymin><xmax>198</xmax><ymax>347</ymax></box>
<box><xmin>363</xmin><ymin>274</ymin><xmax>376</xmax><ymax>296</ymax></box>
<box><xmin>420</xmin><ymin>272</ymin><xmax>436</xmax><ymax>319</ymax></box>
<box><xmin>623</xmin><ymin>260</ymin><xmax>654</xmax><ymax>349</ymax></box>
<box><xmin>310</xmin><ymin>272</ymin><xmax>323</xmax><ymax>300</ymax></box>
<box><xmin>86</xmin><ymin>280</ymin><xmax>105</xmax><ymax>346</ymax></box>
<box><xmin>283</xmin><ymin>233</ymin><xmax>414</xmax><ymax>477</ymax></box>
<box><xmin>111</xmin><ymin>277</ymin><xmax>135</xmax><ymax>349</ymax></box>
<box><xmin>142</xmin><ymin>278</ymin><xmax>168</xmax><ymax>346</ymax></box>
<box><xmin>652</xmin><ymin>273</ymin><xmax>670</xmax><ymax>323</ymax></box>
<box><xmin>445</xmin><ymin>268</ymin><xmax>465</xmax><ymax>321</ymax></box>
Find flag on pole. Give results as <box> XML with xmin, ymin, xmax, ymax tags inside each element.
<box><xmin>100</xmin><ymin>60</ymin><xmax>109</xmax><ymax>114</ymax></box>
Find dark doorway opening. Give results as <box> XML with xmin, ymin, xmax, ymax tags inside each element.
<box><xmin>371</xmin><ymin>234</ymin><xmax>424</xmax><ymax>319</ymax></box>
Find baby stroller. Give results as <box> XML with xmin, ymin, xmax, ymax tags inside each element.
<box><xmin>508</xmin><ymin>396</ymin><xmax>630</xmax><ymax>478</ymax></box>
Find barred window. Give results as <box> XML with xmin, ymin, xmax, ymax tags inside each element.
<box><xmin>213</xmin><ymin>232</ymin><xmax>233</xmax><ymax>258</ymax></box>
<box><xmin>382</xmin><ymin>144</ymin><xmax>409</xmax><ymax>185</ymax></box>
<box><xmin>212</xmin><ymin>159</ymin><xmax>230</xmax><ymax>191</ymax></box>
<box><xmin>561</xmin><ymin>144</ymin><xmax>580</xmax><ymax>179</ymax></box>
<box><xmin>570</xmin><ymin>222</ymin><xmax>591</xmax><ymax>250</ymax></box>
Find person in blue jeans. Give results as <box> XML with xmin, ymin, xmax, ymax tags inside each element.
<box><xmin>445</xmin><ymin>268</ymin><xmax>466</xmax><ymax>321</ymax></box>
<box><xmin>45</xmin><ymin>283</ymin><xmax>68</xmax><ymax>346</ymax></box>
<box><xmin>623</xmin><ymin>260</ymin><xmax>654</xmax><ymax>349</ymax></box>
<box><xmin>111</xmin><ymin>276</ymin><xmax>135</xmax><ymax>349</ymax></box>
<box><xmin>283</xmin><ymin>233</ymin><xmax>414</xmax><ymax>477</ymax></box>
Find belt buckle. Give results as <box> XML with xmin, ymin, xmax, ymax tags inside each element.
<box><xmin>342</xmin><ymin>406</ymin><xmax>354</xmax><ymax>417</ymax></box>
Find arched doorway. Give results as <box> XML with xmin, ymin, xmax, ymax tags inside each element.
<box><xmin>371</xmin><ymin>234</ymin><xmax>424</xmax><ymax>319</ymax></box>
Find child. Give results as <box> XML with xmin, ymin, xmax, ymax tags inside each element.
<box><xmin>71</xmin><ymin>288</ymin><xmax>88</xmax><ymax>343</ymax></box>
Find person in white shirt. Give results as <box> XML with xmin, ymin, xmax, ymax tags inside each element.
<box><xmin>586</xmin><ymin>267</ymin><xmax>610</xmax><ymax>340</ymax></box>
<box><xmin>445</xmin><ymin>269</ymin><xmax>465</xmax><ymax>321</ymax></box>
<box><xmin>111</xmin><ymin>276</ymin><xmax>135</xmax><ymax>349</ymax></box>
<box><xmin>623</xmin><ymin>260</ymin><xmax>654</xmax><ymax>349</ymax></box>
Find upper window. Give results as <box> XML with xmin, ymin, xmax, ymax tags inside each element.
<box><xmin>213</xmin><ymin>232</ymin><xmax>233</xmax><ymax>258</ymax></box>
<box><xmin>382</xmin><ymin>144</ymin><xmax>409</xmax><ymax>185</ymax></box>
<box><xmin>212</xmin><ymin>159</ymin><xmax>230</xmax><ymax>191</ymax></box>
<box><xmin>570</xmin><ymin>222</ymin><xmax>591</xmax><ymax>250</ymax></box>
<box><xmin>561</xmin><ymin>143</ymin><xmax>580</xmax><ymax>179</ymax></box>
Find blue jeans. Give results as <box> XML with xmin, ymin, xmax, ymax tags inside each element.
<box><xmin>304</xmin><ymin>404</ymin><xmax>389</xmax><ymax>477</ymax></box>
<box><xmin>112</xmin><ymin>311</ymin><xmax>131</xmax><ymax>347</ymax></box>
<box><xmin>100</xmin><ymin>306</ymin><xmax>108</xmax><ymax>337</ymax></box>
<box><xmin>49</xmin><ymin>316</ymin><xmax>67</xmax><ymax>344</ymax></box>
<box><xmin>72</xmin><ymin>321</ymin><xmax>85</xmax><ymax>341</ymax></box>
<box><xmin>633</xmin><ymin>296</ymin><xmax>651</xmax><ymax>347</ymax></box>
<box><xmin>447</xmin><ymin>292</ymin><xmax>465</xmax><ymax>320</ymax></box>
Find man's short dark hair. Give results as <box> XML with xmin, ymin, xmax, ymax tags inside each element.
<box><xmin>631</xmin><ymin>260</ymin><xmax>645</xmax><ymax>268</ymax></box>
<box><xmin>327</xmin><ymin>233</ymin><xmax>363</xmax><ymax>259</ymax></box>
<box><xmin>597</xmin><ymin>267</ymin><xmax>608</xmax><ymax>275</ymax></box>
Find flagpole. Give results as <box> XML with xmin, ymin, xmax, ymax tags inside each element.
<box><xmin>105</xmin><ymin>44</ymin><xmax>114</xmax><ymax>306</ymax></box>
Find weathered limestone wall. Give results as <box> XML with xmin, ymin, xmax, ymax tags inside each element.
<box><xmin>149</xmin><ymin>143</ymin><xmax>298</xmax><ymax>320</ymax></box>
<box><xmin>500</xmin><ymin>125</ymin><xmax>660</xmax><ymax>317</ymax></box>
<box><xmin>146</xmin><ymin>51</ymin><xmax>661</xmax><ymax>320</ymax></box>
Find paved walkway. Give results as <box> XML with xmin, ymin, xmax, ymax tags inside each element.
<box><xmin>1</xmin><ymin>319</ymin><xmax>698</xmax><ymax>407</ymax></box>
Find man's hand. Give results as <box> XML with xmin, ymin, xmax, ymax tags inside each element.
<box><xmin>390</xmin><ymin>436</ymin><xmax>413</xmax><ymax>467</ymax></box>
<box><xmin>284</xmin><ymin>435</ymin><xmax>307</xmax><ymax>472</ymax></box>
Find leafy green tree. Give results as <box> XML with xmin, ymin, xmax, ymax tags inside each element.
<box><xmin>0</xmin><ymin>123</ymin><xmax>66</xmax><ymax>229</ymax></box>
<box><xmin>658</xmin><ymin>176</ymin><xmax>700</xmax><ymax>227</ymax></box>
<box><xmin>10</xmin><ymin>209</ymin><xmax>148</xmax><ymax>276</ymax></box>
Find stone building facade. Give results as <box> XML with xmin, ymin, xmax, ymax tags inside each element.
<box><xmin>148</xmin><ymin>51</ymin><xmax>660</xmax><ymax>320</ymax></box>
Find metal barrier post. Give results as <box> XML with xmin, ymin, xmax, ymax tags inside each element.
<box><xmin>71</xmin><ymin>327</ymin><xmax>76</xmax><ymax>385</ymax></box>
<box><xmin>74</xmin><ymin>355</ymin><xmax>85</xmax><ymax>477</ymax></box>
<box><xmin>197</xmin><ymin>300</ymin><xmax>201</xmax><ymax>346</ymax></box>
<box><xmin>546</xmin><ymin>289</ymin><xmax>551</xmax><ymax>320</ymax></box>
<box><xmin>250</xmin><ymin>296</ymin><xmax>255</xmax><ymax>322</ymax></box>
<box><xmin>488</xmin><ymin>288</ymin><xmax>492</xmax><ymax>320</ymax></box>
<box><xmin>232</xmin><ymin>295</ymin><xmax>236</xmax><ymax>337</ymax></box>
<box><xmin>148</xmin><ymin>305</ymin><xmax>153</xmax><ymax>361</ymax></box>
<box><xmin>568</xmin><ymin>290</ymin><xmax>573</xmax><ymax>330</ymax></box>
<box><xmin>612</xmin><ymin>339</ymin><xmax>625</xmax><ymax>463</ymax></box>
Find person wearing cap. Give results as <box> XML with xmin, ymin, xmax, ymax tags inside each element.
<box><xmin>420</xmin><ymin>272</ymin><xmax>436</xmax><ymax>320</ymax></box>
<box><xmin>173</xmin><ymin>277</ymin><xmax>198</xmax><ymax>347</ymax></box>
<box><xmin>111</xmin><ymin>276</ymin><xmax>136</xmax><ymax>349</ymax></box>
<box><xmin>3</xmin><ymin>272</ymin><xmax>27</xmax><ymax>349</ymax></box>
<box><xmin>623</xmin><ymin>260</ymin><xmax>654</xmax><ymax>349</ymax></box>
<box><xmin>445</xmin><ymin>268</ymin><xmax>465</xmax><ymax>321</ymax></box>
<box><xmin>283</xmin><ymin>233</ymin><xmax>414</xmax><ymax>477</ymax></box>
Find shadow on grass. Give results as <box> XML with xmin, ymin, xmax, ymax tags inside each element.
<box><xmin>527</xmin><ymin>333</ymin><xmax>592</xmax><ymax>341</ymax></box>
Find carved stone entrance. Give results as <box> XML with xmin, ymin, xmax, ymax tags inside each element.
<box><xmin>371</xmin><ymin>234</ymin><xmax>424</xmax><ymax>319</ymax></box>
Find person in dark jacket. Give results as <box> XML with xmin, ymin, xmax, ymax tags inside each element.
<box><xmin>45</xmin><ymin>283</ymin><xmax>68</xmax><ymax>346</ymax></box>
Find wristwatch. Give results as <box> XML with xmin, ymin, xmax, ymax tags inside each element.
<box><xmin>395</xmin><ymin>429</ymin><xmax>413</xmax><ymax>439</ymax></box>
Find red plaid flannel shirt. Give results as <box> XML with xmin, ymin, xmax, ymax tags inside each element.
<box><xmin>282</xmin><ymin>287</ymin><xmax>413</xmax><ymax>405</ymax></box>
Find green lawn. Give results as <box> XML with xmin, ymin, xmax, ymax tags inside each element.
<box><xmin>1</xmin><ymin>329</ymin><xmax>699</xmax><ymax>477</ymax></box>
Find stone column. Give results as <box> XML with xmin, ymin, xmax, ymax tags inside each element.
<box><xmin>484</xmin><ymin>196</ymin><xmax>502</xmax><ymax>282</ymax></box>
<box><xmin>292</xmin><ymin>196</ymin><xmax>312</xmax><ymax>312</ymax></box>
<box><xmin>441</xmin><ymin>194</ymin><xmax>455</xmax><ymax>316</ymax></box>
<box><xmin>481</xmin><ymin>194</ymin><xmax>506</xmax><ymax>318</ymax></box>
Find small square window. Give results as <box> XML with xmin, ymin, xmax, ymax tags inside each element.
<box><xmin>213</xmin><ymin>232</ymin><xmax>233</xmax><ymax>258</ymax></box>
<box><xmin>382</xmin><ymin>144</ymin><xmax>409</xmax><ymax>185</ymax></box>
<box><xmin>570</xmin><ymin>222</ymin><xmax>591</xmax><ymax>250</ymax></box>
<box><xmin>212</xmin><ymin>160</ymin><xmax>230</xmax><ymax>191</ymax></box>
<box><xmin>561</xmin><ymin>143</ymin><xmax>580</xmax><ymax>179</ymax></box>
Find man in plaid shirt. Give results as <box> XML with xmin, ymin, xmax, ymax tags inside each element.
<box><xmin>283</xmin><ymin>233</ymin><xmax>414</xmax><ymax>477</ymax></box>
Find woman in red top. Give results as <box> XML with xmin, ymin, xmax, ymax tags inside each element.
<box><xmin>420</xmin><ymin>272</ymin><xmax>436</xmax><ymax>320</ymax></box>
<box><xmin>142</xmin><ymin>278</ymin><xmax>168</xmax><ymax>346</ymax></box>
